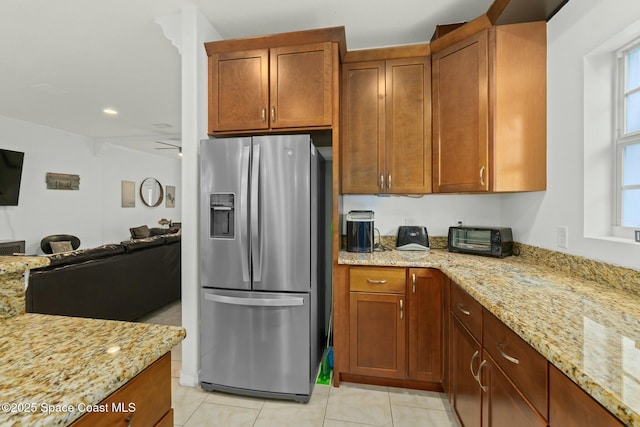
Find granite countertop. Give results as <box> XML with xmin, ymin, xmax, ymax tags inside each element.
<box><xmin>0</xmin><ymin>314</ymin><xmax>185</xmax><ymax>426</ymax></box>
<box><xmin>0</xmin><ymin>256</ymin><xmax>49</xmax><ymax>274</ymax></box>
<box><xmin>339</xmin><ymin>248</ymin><xmax>640</xmax><ymax>426</ymax></box>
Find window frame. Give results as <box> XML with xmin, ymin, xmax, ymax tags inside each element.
<box><xmin>613</xmin><ymin>38</ymin><xmax>640</xmax><ymax>235</ymax></box>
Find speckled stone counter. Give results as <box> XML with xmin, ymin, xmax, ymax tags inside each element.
<box><xmin>0</xmin><ymin>256</ymin><xmax>49</xmax><ymax>319</ymax></box>
<box><xmin>339</xmin><ymin>248</ymin><xmax>640</xmax><ymax>426</ymax></box>
<box><xmin>0</xmin><ymin>313</ymin><xmax>185</xmax><ymax>426</ymax></box>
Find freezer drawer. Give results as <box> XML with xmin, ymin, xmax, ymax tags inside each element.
<box><xmin>200</xmin><ymin>289</ymin><xmax>312</xmax><ymax>401</ymax></box>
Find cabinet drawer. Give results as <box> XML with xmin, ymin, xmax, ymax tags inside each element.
<box><xmin>349</xmin><ymin>267</ymin><xmax>406</xmax><ymax>294</ymax></box>
<box><xmin>450</xmin><ymin>282</ymin><xmax>482</xmax><ymax>340</ymax></box>
<box><xmin>71</xmin><ymin>353</ymin><xmax>172</xmax><ymax>427</ymax></box>
<box><xmin>483</xmin><ymin>311</ymin><xmax>548</xmax><ymax>419</ymax></box>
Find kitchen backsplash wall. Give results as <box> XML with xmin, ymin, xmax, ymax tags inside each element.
<box><xmin>342</xmin><ymin>194</ymin><xmax>504</xmax><ymax>238</ymax></box>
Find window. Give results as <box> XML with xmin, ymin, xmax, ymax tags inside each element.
<box><xmin>615</xmin><ymin>40</ymin><xmax>640</xmax><ymax>228</ymax></box>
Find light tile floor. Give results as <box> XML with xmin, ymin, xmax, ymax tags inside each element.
<box><xmin>139</xmin><ymin>302</ymin><xmax>457</xmax><ymax>427</ymax></box>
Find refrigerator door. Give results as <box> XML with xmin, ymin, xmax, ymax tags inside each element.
<box><xmin>200</xmin><ymin>288</ymin><xmax>311</xmax><ymax>401</ymax></box>
<box><xmin>200</xmin><ymin>137</ymin><xmax>252</xmax><ymax>290</ymax></box>
<box><xmin>251</xmin><ymin>135</ymin><xmax>313</xmax><ymax>292</ymax></box>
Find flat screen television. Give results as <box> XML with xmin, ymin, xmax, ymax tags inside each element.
<box><xmin>0</xmin><ymin>148</ymin><xmax>25</xmax><ymax>206</ymax></box>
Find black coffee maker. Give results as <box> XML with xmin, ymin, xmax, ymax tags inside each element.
<box><xmin>346</xmin><ymin>210</ymin><xmax>374</xmax><ymax>253</ymax></box>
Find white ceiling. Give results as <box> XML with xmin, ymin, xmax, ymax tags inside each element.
<box><xmin>0</xmin><ymin>0</ymin><xmax>493</xmax><ymax>158</ymax></box>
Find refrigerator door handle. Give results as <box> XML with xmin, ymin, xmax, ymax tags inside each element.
<box><xmin>251</xmin><ymin>143</ymin><xmax>262</xmax><ymax>282</ymax></box>
<box><xmin>204</xmin><ymin>293</ymin><xmax>304</xmax><ymax>307</ymax></box>
<box><xmin>240</xmin><ymin>144</ymin><xmax>251</xmax><ymax>283</ymax></box>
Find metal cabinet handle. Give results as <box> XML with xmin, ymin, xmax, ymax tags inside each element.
<box><xmin>125</xmin><ymin>414</ymin><xmax>134</xmax><ymax>427</ymax></box>
<box><xmin>477</xmin><ymin>360</ymin><xmax>488</xmax><ymax>392</ymax></box>
<box><xmin>400</xmin><ymin>299</ymin><xmax>404</xmax><ymax>319</ymax></box>
<box><xmin>497</xmin><ymin>342</ymin><xmax>520</xmax><ymax>365</ymax></box>
<box><xmin>367</xmin><ymin>279</ymin><xmax>387</xmax><ymax>284</ymax></box>
<box><xmin>380</xmin><ymin>174</ymin><xmax>385</xmax><ymax>190</ymax></box>
<box><xmin>480</xmin><ymin>166</ymin><xmax>485</xmax><ymax>186</ymax></box>
<box><xmin>388</xmin><ymin>174</ymin><xmax>392</xmax><ymax>189</ymax></box>
<box><xmin>412</xmin><ymin>273</ymin><xmax>416</xmax><ymax>293</ymax></box>
<box><xmin>470</xmin><ymin>350</ymin><xmax>480</xmax><ymax>379</ymax></box>
<box><xmin>271</xmin><ymin>106</ymin><xmax>276</xmax><ymax>123</ymax></box>
<box><xmin>456</xmin><ymin>303</ymin><xmax>471</xmax><ymax>316</ymax></box>
<box><xmin>261</xmin><ymin>107</ymin><xmax>266</xmax><ymax>122</ymax></box>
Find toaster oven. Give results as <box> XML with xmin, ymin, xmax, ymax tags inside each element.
<box><xmin>448</xmin><ymin>226</ymin><xmax>513</xmax><ymax>258</ymax></box>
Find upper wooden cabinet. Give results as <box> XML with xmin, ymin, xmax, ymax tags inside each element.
<box><xmin>432</xmin><ymin>21</ymin><xmax>546</xmax><ymax>193</ymax></box>
<box><xmin>205</xmin><ymin>27</ymin><xmax>345</xmax><ymax>135</ymax></box>
<box><xmin>208</xmin><ymin>42</ymin><xmax>332</xmax><ymax>133</ymax></box>
<box><xmin>341</xmin><ymin>53</ymin><xmax>431</xmax><ymax>194</ymax></box>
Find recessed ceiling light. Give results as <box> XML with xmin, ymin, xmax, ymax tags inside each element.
<box><xmin>103</xmin><ymin>108</ymin><xmax>118</xmax><ymax>116</ymax></box>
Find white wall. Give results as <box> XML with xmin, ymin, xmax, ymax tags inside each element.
<box><xmin>502</xmin><ymin>0</ymin><xmax>640</xmax><ymax>271</ymax></box>
<box><xmin>0</xmin><ymin>115</ymin><xmax>181</xmax><ymax>254</ymax></box>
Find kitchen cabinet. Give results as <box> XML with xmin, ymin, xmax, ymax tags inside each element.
<box><xmin>431</xmin><ymin>21</ymin><xmax>546</xmax><ymax>193</ymax></box>
<box><xmin>341</xmin><ymin>55</ymin><xmax>431</xmax><ymax>194</ymax></box>
<box><xmin>208</xmin><ymin>42</ymin><xmax>333</xmax><ymax>133</ymax></box>
<box><xmin>346</xmin><ymin>266</ymin><xmax>442</xmax><ymax>386</ymax></box>
<box><xmin>549</xmin><ymin>365</ymin><xmax>624</xmax><ymax>427</ymax></box>
<box><xmin>449</xmin><ymin>282</ymin><xmax>547</xmax><ymax>427</ymax></box>
<box><xmin>407</xmin><ymin>268</ymin><xmax>441</xmax><ymax>382</ymax></box>
<box><xmin>349</xmin><ymin>267</ymin><xmax>406</xmax><ymax>379</ymax></box>
<box><xmin>71</xmin><ymin>353</ymin><xmax>173</xmax><ymax>427</ymax></box>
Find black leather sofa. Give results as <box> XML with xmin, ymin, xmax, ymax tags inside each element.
<box><xmin>26</xmin><ymin>234</ymin><xmax>181</xmax><ymax>321</ymax></box>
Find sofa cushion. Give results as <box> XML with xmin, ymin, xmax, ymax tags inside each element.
<box><xmin>129</xmin><ymin>225</ymin><xmax>150</xmax><ymax>239</ymax></box>
<box><xmin>47</xmin><ymin>244</ymin><xmax>125</xmax><ymax>267</ymax></box>
<box><xmin>120</xmin><ymin>235</ymin><xmax>166</xmax><ymax>252</ymax></box>
<box><xmin>149</xmin><ymin>227</ymin><xmax>180</xmax><ymax>236</ymax></box>
<box><xmin>50</xmin><ymin>240</ymin><xmax>73</xmax><ymax>254</ymax></box>
<box><xmin>164</xmin><ymin>233</ymin><xmax>181</xmax><ymax>244</ymax></box>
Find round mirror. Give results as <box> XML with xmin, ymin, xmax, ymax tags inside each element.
<box><xmin>140</xmin><ymin>177</ymin><xmax>164</xmax><ymax>207</ymax></box>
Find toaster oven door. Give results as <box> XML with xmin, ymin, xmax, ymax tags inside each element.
<box><xmin>450</xmin><ymin>228</ymin><xmax>492</xmax><ymax>251</ymax></box>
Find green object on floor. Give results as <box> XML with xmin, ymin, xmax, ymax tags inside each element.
<box><xmin>316</xmin><ymin>347</ymin><xmax>333</xmax><ymax>385</ymax></box>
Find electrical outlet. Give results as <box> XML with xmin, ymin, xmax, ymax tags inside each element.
<box><xmin>557</xmin><ymin>226</ymin><xmax>569</xmax><ymax>249</ymax></box>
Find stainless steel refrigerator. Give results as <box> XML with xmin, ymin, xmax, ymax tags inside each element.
<box><xmin>199</xmin><ymin>134</ymin><xmax>325</xmax><ymax>403</ymax></box>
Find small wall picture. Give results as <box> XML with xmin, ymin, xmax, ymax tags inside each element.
<box><xmin>46</xmin><ymin>173</ymin><xmax>80</xmax><ymax>190</ymax></box>
<box><xmin>166</xmin><ymin>185</ymin><xmax>176</xmax><ymax>208</ymax></box>
<box><xmin>121</xmin><ymin>180</ymin><xmax>135</xmax><ymax>208</ymax></box>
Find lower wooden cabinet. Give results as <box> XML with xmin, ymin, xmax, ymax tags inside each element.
<box><xmin>482</xmin><ymin>354</ymin><xmax>546</xmax><ymax>427</ymax></box>
<box><xmin>451</xmin><ymin>316</ymin><xmax>482</xmax><ymax>427</ymax></box>
<box><xmin>549</xmin><ymin>365</ymin><xmax>624</xmax><ymax>427</ymax></box>
<box><xmin>346</xmin><ymin>266</ymin><xmax>442</xmax><ymax>385</ymax></box>
<box><xmin>408</xmin><ymin>268</ymin><xmax>442</xmax><ymax>382</ymax></box>
<box><xmin>71</xmin><ymin>353</ymin><xmax>173</xmax><ymax>427</ymax></box>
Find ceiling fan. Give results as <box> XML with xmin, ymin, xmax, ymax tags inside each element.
<box><xmin>154</xmin><ymin>141</ymin><xmax>182</xmax><ymax>156</ymax></box>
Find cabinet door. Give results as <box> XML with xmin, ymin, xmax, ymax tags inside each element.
<box><xmin>407</xmin><ymin>269</ymin><xmax>441</xmax><ymax>382</ymax></box>
<box><xmin>549</xmin><ymin>365</ymin><xmax>624</xmax><ymax>427</ymax></box>
<box><xmin>270</xmin><ymin>42</ymin><xmax>332</xmax><ymax>128</ymax></box>
<box><xmin>481</xmin><ymin>354</ymin><xmax>547</xmax><ymax>427</ymax></box>
<box><xmin>341</xmin><ymin>61</ymin><xmax>385</xmax><ymax>194</ymax></box>
<box><xmin>349</xmin><ymin>292</ymin><xmax>406</xmax><ymax>378</ymax></box>
<box><xmin>209</xmin><ymin>49</ymin><xmax>269</xmax><ymax>132</ymax></box>
<box><xmin>385</xmin><ymin>57</ymin><xmax>432</xmax><ymax>194</ymax></box>
<box><xmin>451</xmin><ymin>316</ymin><xmax>482</xmax><ymax>427</ymax></box>
<box><xmin>432</xmin><ymin>31</ymin><xmax>489</xmax><ymax>193</ymax></box>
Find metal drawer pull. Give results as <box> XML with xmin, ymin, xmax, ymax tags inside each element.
<box><xmin>367</xmin><ymin>279</ymin><xmax>387</xmax><ymax>284</ymax></box>
<box><xmin>261</xmin><ymin>107</ymin><xmax>266</xmax><ymax>122</ymax></box>
<box><xmin>125</xmin><ymin>414</ymin><xmax>134</xmax><ymax>427</ymax></box>
<box><xmin>388</xmin><ymin>174</ymin><xmax>392</xmax><ymax>189</ymax></box>
<box><xmin>456</xmin><ymin>303</ymin><xmax>471</xmax><ymax>316</ymax></box>
<box><xmin>480</xmin><ymin>166</ymin><xmax>485</xmax><ymax>186</ymax></box>
<box><xmin>470</xmin><ymin>350</ymin><xmax>480</xmax><ymax>379</ymax></box>
<box><xmin>271</xmin><ymin>106</ymin><xmax>276</xmax><ymax>122</ymax></box>
<box><xmin>412</xmin><ymin>273</ymin><xmax>416</xmax><ymax>293</ymax></box>
<box><xmin>477</xmin><ymin>360</ymin><xmax>488</xmax><ymax>392</ymax></box>
<box><xmin>400</xmin><ymin>299</ymin><xmax>404</xmax><ymax>319</ymax></box>
<box><xmin>497</xmin><ymin>342</ymin><xmax>520</xmax><ymax>365</ymax></box>
<box><xmin>380</xmin><ymin>174</ymin><xmax>385</xmax><ymax>189</ymax></box>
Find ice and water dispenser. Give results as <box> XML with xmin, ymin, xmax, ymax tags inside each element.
<box><xmin>210</xmin><ymin>193</ymin><xmax>235</xmax><ymax>238</ymax></box>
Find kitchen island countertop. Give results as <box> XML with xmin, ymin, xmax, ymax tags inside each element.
<box><xmin>339</xmin><ymin>248</ymin><xmax>640</xmax><ymax>426</ymax></box>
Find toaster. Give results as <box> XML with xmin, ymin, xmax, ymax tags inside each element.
<box><xmin>396</xmin><ymin>226</ymin><xmax>429</xmax><ymax>251</ymax></box>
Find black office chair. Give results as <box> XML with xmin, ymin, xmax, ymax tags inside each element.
<box><xmin>40</xmin><ymin>234</ymin><xmax>81</xmax><ymax>254</ymax></box>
